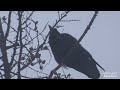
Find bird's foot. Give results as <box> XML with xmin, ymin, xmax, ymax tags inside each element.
<box><xmin>48</xmin><ymin>70</ymin><xmax>57</xmax><ymax>79</ymax></box>
<box><xmin>52</xmin><ymin>70</ymin><xmax>58</xmax><ymax>75</ymax></box>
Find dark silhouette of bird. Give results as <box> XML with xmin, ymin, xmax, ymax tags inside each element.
<box><xmin>48</xmin><ymin>25</ymin><xmax>105</xmax><ymax>79</ymax></box>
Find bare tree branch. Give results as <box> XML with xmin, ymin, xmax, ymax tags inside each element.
<box><xmin>4</xmin><ymin>21</ymin><xmax>17</xmax><ymax>32</ymax></box>
<box><xmin>5</xmin><ymin>11</ymin><xmax>12</xmax><ymax>40</ymax></box>
<box><xmin>78</xmin><ymin>11</ymin><xmax>99</xmax><ymax>43</ymax></box>
<box><xmin>22</xmin><ymin>11</ymin><xmax>34</xmax><ymax>25</ymax></box>
<box><xmin>10</xmin><ymin>24</ymin><xmax>20</xmax><ymax>67</ymax></box>
<box><xmin>48</xmin><ymin>64</ymin><xmax>62</xmax><ymax>79</ymax></box>
<box><xmin>17</xmin><ymin>11</ymin><xmax>23</xmax><ymax>79</ymax></box>
<box><xmin>10</xmin><ymin>71</ymin><xmax>31</xmax><ymax>79</ymax></box>
<box><xmin>40</xmin><ymin>21</ymin><xmax>49</xmax><ymax>34</ymax></box>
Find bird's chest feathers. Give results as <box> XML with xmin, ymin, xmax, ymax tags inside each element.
<box><xmin>49</xmin><ymin>36</ymin><xmax>72</xmax><ymax>58</ymax></box>
<box><xmin>50</xmin><ymin>37</ymin><xmax>65</xmax><ymax>51</ymax></box>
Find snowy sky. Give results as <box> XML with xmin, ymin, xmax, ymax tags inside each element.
<box><xmin>0</xmin><ymin>11</ymin><xmax>120</xmax><ymax>79</ymax></box>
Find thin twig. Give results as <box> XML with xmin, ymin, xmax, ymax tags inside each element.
<box><xmin>12</xmin><ymin>59</ymin><xmax>48</xmax><ymax>75</ymax></box>
<box><xmin>10</xmin><ymin>71</ymin><xmax>32</xmax><ymax>79</ymax></box>
<box><xmin>3</xmin><ymin>21</ymin><xmax>17</xmax><ymax>32</ymax></box>
<box><xmin>40</xmin><ymin>21</ymin><xmax>49</xmax><ymax>34</ymax></box>
<box><xmin>22</xmin><ymin>11</ymin><xmax>34</xmax><ymax>25</ymax></box>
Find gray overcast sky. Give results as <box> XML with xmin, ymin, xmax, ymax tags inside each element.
<box><xmin>0</xmin><ymin>11</ymin><xmax>120</xmax><ymax>79</ymax></box>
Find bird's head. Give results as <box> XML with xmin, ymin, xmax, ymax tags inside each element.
<box><xmin>49</xmin><ymin>25</ymin><xmax>58</xmax><ymax>32</ymax></box>
<box><xmin>49</xmin><ymin>25</ymin><xmax>60</xmax><ymax>40</ymax></box>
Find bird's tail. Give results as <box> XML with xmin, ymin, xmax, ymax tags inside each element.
<box><xmin>95</xmin><ymin>61</ymin><xmax>105</xmax><ymax>72</ymax></box>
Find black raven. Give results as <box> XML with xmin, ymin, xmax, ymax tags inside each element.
<box><xmin>48</xmin><ymin>25</ymin><xmax>105</xmax><ymax>79</ymax></box>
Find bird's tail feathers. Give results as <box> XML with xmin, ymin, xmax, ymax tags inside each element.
<box><xmin>95</xmin><ymin>61</ymin><xmax>105</xmax><ymax>72</ymax></box>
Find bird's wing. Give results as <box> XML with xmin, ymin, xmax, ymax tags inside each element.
<box><xmin>79</xmin><ymin>44</ymin><xmax>93</xmax><ymax>59</ymax></box>
<box><xmin>79</xmin><ymin>44</ymin><xmax>105</xmax><ymax>71</ymax></box>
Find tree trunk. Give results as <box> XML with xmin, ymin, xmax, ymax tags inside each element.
<box><xmin>0</xmin><ymin>18</ymin><xmax>11</xmax><ymax>79</ymax></box>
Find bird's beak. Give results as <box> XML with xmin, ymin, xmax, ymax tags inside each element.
<box><xmin>48</xmin><ymin>25</ymin><xmax>52</xmax><ymax>30</ymax></box>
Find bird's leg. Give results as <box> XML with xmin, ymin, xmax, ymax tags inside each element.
<box><xmin>48</xmin><ymin>63</ymin><xmax>63</xmax><ymax>79</ymax></box>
